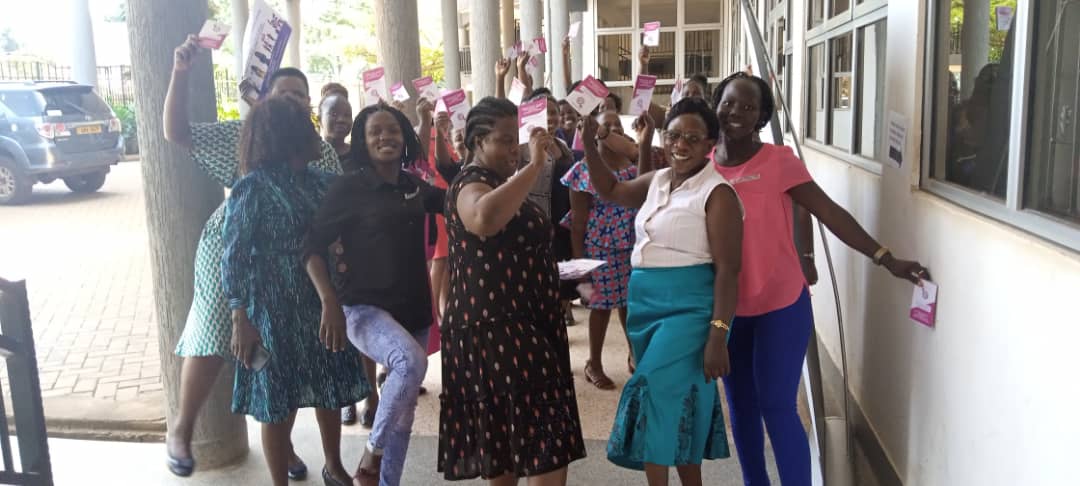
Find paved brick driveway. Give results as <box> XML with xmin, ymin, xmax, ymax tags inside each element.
<box><xmin>0</xmin><ymin>161</ymin><xmax>163</xmax><ymax>402</ymax></box>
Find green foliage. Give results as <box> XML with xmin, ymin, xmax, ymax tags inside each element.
<box><xmin>108</xmin><ymin>101</ymin><xmax>139</xmax><ymax>154</ymax></box>
<box><xmin>949</xmin><ymin>0</ymin><xmax>1018</xmax><ymax>63</ymax></box>
<box><xmin>421</xmin><ymin>43</ymin><xmax>446</xmax><ymax>85</ymax></box>
<box><xmin>217</xmin><ymin>101</ymin><xmax>241</xmax><ymax>121</ymax></box>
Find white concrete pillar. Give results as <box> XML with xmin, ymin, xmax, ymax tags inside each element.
<box><xmin>231</xmin><ymin>0</ymin><xmax>250</xmax><ymax>118</ymax></box>
<box><xmin>284</xmin><ymin>0</ymin><xmax>301</xmax><ymax>68</ymax></box>
<box><xmin>549</xmin><ymin>0</ymin><xmax>569</xmax><ymax>96</ymax></box>
<box><xmin>469</xmin><ymin>0</ymin><xmax>501</xmax><ymax>99</ymax></box>
<box><xmin>442</xmin><ymin>0</ymin><xmax>462</xmax><ymax>90</ymax></box>
<box><xmin>375</xmin><ymin>0</ymin><xmax>423</xmax><ymax>121</ymax></box>
<box><xmin>520</xmin><ymin>0</ymin><xmax>544</xmax><ymax>89</ymax></box>
<box><xmin>500</xmin><ymin>0</ymin><xmax>517</xmax><ymax>92</ymax></box>
<box><xmin>961</xmin><ymin>0</ymin><xmax>990</xmax><ymax>98</ymax></box>
<box><xmin>570</xmin><ymin>10</ymin><xmax>583</xmax><ymax>84</ymax></box>
<box><xmin>69</xmin><ymin>0</ymin><xmax>97</xmax><ymax>87</ymax></box>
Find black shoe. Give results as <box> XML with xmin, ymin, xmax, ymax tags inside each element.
<box><xmin>358</xmin><ymin>402</ymin><xmax>377</xmax><ymax>428</ymax></box>
<box><xmin>322</xmin><ymin>466</ymin><xmax>349</xmax><ymax>486</ymax></box>
<box><xmin>288</xmin><ymin>457</ymin><xmax>308</xmax><ymax>480</ymax></box>
<box><xmin>166</xmin><ymin>451</ymin><xmax>195</xmax><ymax>477</ymax></box>
<box><xmin>341</xmin><ymin>404</ymin><xmax>357</xmax><ymax>426</ymax></box>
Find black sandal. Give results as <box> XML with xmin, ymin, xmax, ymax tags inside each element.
<box><xmin>341</xmin><ymin>404</ymin><xmax>357</xmax><ymax>426</ymax></box>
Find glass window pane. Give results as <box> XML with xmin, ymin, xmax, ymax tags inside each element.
<box><xmin>832</xmin><ymin>0</ymin><xmax>850</xmax><ymax>18</ymax></box>
<box><xmin>930</xmin><ymin>0</ymin><xmax>1013</xmax><ymax>198</ymax></box>
<box><xmin>808</xmin><ymin>43</ymin><xmax>826</xmax><ymax>142</ymax></box>
<box><xmin>808</xmin><ymin>0</ymin><xmax>825</xmax><ymax>29</ymax></box>
<box><xmin>685</xmin><ymin>30</ymin><xmax>722</xmax><ymax>78</ymax></box>
<box><xmin>598</xmin><ymin>0</ymin><xmax>632</xmax><ymax>28</ymax></box>
<box><xmin>640</xmin><ymin>0</ymin><xmax>678</xmax><ymax>26</ymax></box>
<box><xmin>645</xmin><ymin>31</ymin><xmax>677</xmax><ymax>80</ymax></box>
<box><xmin>685</xmin><ymin>0</ymin><xmax>723</xmax><ymax>24</ymax></box>
<box><xmin>598</xmin><ymin>34</ymin><xmax>633</xmax><ymax>82</ymax></box>
<box><xmin>857</xmin><ymin>21</ymin><xmax>887</xmax><ymax>160</ymax></box>
<box><xmin>1025</xmin><ymin>1</ymin><xmax>1079</xmax><ymax>222</ymax></box>
<box><xmin>831</xmin><ymin>34</ymin><xmax>853</xmax><ymax>150</ymax></box>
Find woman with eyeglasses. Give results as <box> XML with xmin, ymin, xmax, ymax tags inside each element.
<box><xmin>709</xmin><ymin>72</ymin><xmax>929</xmax><ymax>486</ymax></box>
<box><xmin>582</xmin><ymin>97</ymin><xmax>742</xmax><ymax>486</ymax></box>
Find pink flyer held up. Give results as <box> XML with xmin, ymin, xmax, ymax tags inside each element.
<box><xmin>390</xmin><ymin>82</ymin><xmax>410</xmax><ymax>102</ymax></box>
<box><xmin>630</xmin><ymin>75</ymin><xmax>657</xmax><ymax>116</ymax></box>
<box><xmin>412</xmin><ymin>76</ymin><xmax>439</xmax><ymax>103</ymax></box>
<box><xmin>518</xmin><ymin>97</ymin><xmax>549</xmax><ymax>142</ymax></box>
<box><xmin>198</xmin><ymin>20</ymin><xmax>231</xmax><ymax>49</ymax></box>
<box><xmin>363</xmin><ymin>67</ymin><xmax>388</xmax><ymax>106</ymax></box>
<box><xmin>909</xmin><ymin>280</ymin><xmax>939</xmax><ymax>328</ymax></box>
<box><xmin>671</xmin><ymin>78</ymin><xmax>685</xmax><ymax>106</ymax></box>
<box><xmin>442</xmin><ymin>89</ymin><xmax>469</xmax><ymax>131</ymax></box>
<box><xmin>508</xmin><ymin>77</ymin><xmax>527</xmax><ymax>105</ymax></box>
<box><xmin>565</xmin><ymin>75</ymin><xmax>610</xmax><ymax>117</ymax></box>
<box><xmin>643</xmin><ymin>21</ymin><xmax>661</xmax><ymax>47</ymax></box>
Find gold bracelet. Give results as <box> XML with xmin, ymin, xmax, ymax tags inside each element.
<box><xmin>872</xmin><ymin>246</ymin><xmax>891</xmax><ymax>265</ymax></box>
<box><xmin>710</xmin><ymin>319</ymin><xmax>730</xmax><ymax>332</ymax></box>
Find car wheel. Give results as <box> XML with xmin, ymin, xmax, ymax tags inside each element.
<box><xmin>0</xmin><ymin>157</ymin><xmax>32</xmax><ymax>205</ymax></box>
<box><xmin>63</xmin><ymin>170</ymin><xmax>108</xmax><ymax>193</ymax></box>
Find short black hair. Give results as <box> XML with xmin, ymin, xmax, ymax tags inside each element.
<box><xmin>464</xmin><ymin>97</ymin><xmax>517</xmax><ymax>154</ymax></box>
<box><xmin>238</xmin><ymin>95</ymin><xmax>319</xmax><ymax>175</ymax></box>
<box><xmin>711</xmin><ymin>72</ymin><xmax>775</xmax><ymax>131</ymax></box>
<box><xmin>689</xmin><ymin>73</ymin><xmax>709</xmax><ymax>93</ymax></box>
<box><xmin>606</xmin><ymin>93</ymin><xmax>623</xmax><ymax>112</ymax></box>
<box><xmin>664</xmin><ymin>97</ymin><xmax>720</xmax><ymax>142</ymax></box>
<box><xmin>527</xmin><ymin>87</ymin><xmax>554</xmax><ymax>102</ymax></box>
<box><xmin>267</xmin><ymin>67</ymin><xmax>310</xmax><ymax>94</ymax></box>
<box><xmin>349</xmin><ymin>103</ymin><xmax>425</xmax><ymax>170</ymax></box>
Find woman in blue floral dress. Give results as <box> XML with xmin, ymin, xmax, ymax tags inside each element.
<box><xmin>222</xmin><ymin>96</ymin><xmax>365</xmax><ymax>486</ymax></box>
<box><xmin>162</xmin><ymin>36</ymin><xmax>345</xmax><ymax>479</ymax></box>
<box><xmin>561</xmin><ymin>110</ymin><xmax>638</xmax><ymax>390</ymax></box>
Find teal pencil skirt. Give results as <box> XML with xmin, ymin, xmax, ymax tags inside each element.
<box><xmin>607</xmin><ymin>264</ymin><xmax>731</xmax><ymax>470</ymax></box>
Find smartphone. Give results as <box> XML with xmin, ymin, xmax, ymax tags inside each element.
<box><xmin>250</xmin><ymin>344</ymin><xmax>271</xmax><ymax>372</ymax></box>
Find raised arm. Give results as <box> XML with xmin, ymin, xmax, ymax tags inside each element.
<box><xmin>635</xmin><ymin>113</ymin><xmax>657</xmax><ymax>174</ymax></box>
<box><xmin>456</xmin><ymin>128</ymin><xmax>552</xmax><ymax>237</ymax></box>
<box><xmin>702</xmin><ymin>183</ymin><xmax>742</xmax><ymax>381</ymax></box>
<box><xmin>517</xmin><ymin>54</ymin><xmax>534</xmax><ymax>100</ymax></box>
<box><xmin>580</xmin><ymin>116</ymin><xmax>652</xmax><ymax>209</ymax></box>
<box><xmin>495</xmin><ymin>58</ymin><xmax>511</xmax><ymax>99</ymax></box>
<box><xmin>163</xmin><ymin>35</ymin><xmax>201</xmax><ymax>149</ymax></box>
<box><xmin>788</xmin><ymin>181</ymin><xmax>930</xmax><ymax>284</ymax></box>
<box><xmin>416</xmin><ymin>98</ymin><xmax>435</xmax><ymax>161</ymax></box>
<box><xmin>638</xmin><ymin>45</ymin><xmax>650</xmax><ymax>76</ymax></box>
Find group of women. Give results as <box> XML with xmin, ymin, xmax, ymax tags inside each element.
<box><xmin>161</xmin><ymin>32</ymin><xmax>929</xmax><ymax>486</ymax></box>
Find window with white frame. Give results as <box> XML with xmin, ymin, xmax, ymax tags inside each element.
<box><xmin>767</xmin><ymin>0</ymin><xmax>793</xmax><ymax>134</ymax></box>
<box><xmin>593</xmin><ymin>0</ymin><xmax>728</xmax><ymax>109</ymax></box>
<box><xmin>803</xmin><ymin>0</ymin><xmax>887</xmax><ymax>163</ymax></box>
<box><xmin>925</xmin><ymin>1</ymin><xmax>1080</xmax><ymax>250</ymax></box>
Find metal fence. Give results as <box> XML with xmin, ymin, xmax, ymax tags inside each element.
<box><xmin>1</xmin><ymin>60</ymin><xmax>243</xmax><ymax>108</ymax></box>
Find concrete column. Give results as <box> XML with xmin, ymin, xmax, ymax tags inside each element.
<box><xmin>284</xmin><ymin>0</ymin><xmax>301</xmax><ymax>68</ymax></box>
<box><xmin>442</xmin><ymin>0</ymin><xmax>462</xmax><ymax>90</ymax></box>
<box><xmin>520</xmin><ymin>0</ymin><xmax>544</xmax><ymax>89</ymax></box>
<box><xmin>69</xmin><ymin>0</ymin><xmax>97</xmax><ymax>87</ymax></box>
<box><xmin>960</xmin><ymin>0</ymin><xmax>990</xmax><ymax>98</ymax></box>
<box><xmin>469</xmin><ymin>0</ymin><xmax>501</xmax><ymax>99</ymax></box>
<box><xmin>549</xmin><ymin>0</ymin><xmax>569</xmax><ymax>96</ymax></box>
<box><xmin>570</xmin><ymin>10</ymin><xmax>583</xmax><ymax>84</ymax></box>
<box><xmin>231</xmin><ymin>0</ymin><xmax>249</xmax><ymax>118</ymax></box>
<box><xmin>500</xmin><ymin>0</ymin><xmax>516</xmax><ymax>92</ymax></box>
<box><xmin>375</xmin><ymin>0</ymin><xmax>423</xmax><ymax>122</ymax></box>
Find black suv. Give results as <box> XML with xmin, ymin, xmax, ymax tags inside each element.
<box><xmin>0</xmin><ymin>81</ymin><xmax>125</xmax><ymax>204</ymax></box>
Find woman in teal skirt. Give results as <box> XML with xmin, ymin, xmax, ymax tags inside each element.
<box><xmin>580</xmin><ymin>98</ymin><xmax>744</xmax><ymax>486</ymax></box>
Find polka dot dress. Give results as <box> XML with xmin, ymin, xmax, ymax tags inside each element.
<box><xmin>438</xmin><ymin>165</ymin><xmax>587</xmax><ymax>481</ymax></box>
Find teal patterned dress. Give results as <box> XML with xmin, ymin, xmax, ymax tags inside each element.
<box><xmin>222</xmin><ymin>165</ymin><xmax>367</xmax><ymax>423</ymax></box>
<box><xmin>173</xmin><ymin>121</ymin><xmax>341</xmax><ymax>358</ymax></box>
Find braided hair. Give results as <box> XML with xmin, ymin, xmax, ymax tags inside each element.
<box><xmin>710</xmin><ymin>72</ymin><xmax>775</xmax><ymax>130</ymax></box>
<box><xmin>348</xmin><ymin>103</ymin><xmax>424</xmax><ymax>170</ymax></box>
<box><xmin>464</xmin><ymin>97</ymin><xmax>517</xmax><ymax>163</ymax></box>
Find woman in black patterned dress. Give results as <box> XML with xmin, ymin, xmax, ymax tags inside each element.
<box><xmin>438</xmin><ymin>97</ymin><xmax>586</xmax><ymax>485</ymax></box>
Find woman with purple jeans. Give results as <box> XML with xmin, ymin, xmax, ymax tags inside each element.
<box><xmin>304</xmin><ymin>102</ymin><xmax>448</xmax><ymax>486</ymax></box>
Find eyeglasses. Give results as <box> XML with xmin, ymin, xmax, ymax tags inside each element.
<box><xmin>663</xmin><ymin>131</ymin><xmax>707</xmax><ymax>145</ymax></box>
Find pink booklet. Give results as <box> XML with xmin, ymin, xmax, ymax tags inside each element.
<box><xmin>198</xmin><ymin>20</ymin><xmax>231</xmax><ymax>49</ymax></box>
<box><xmin>909</xmin><ymin>280</ymin><xmax>939</xmax><ymax>328</ymax></box>
<box><xmin>442</xmin><ymin>89</ymin><xmax>469</xmax><ymax>131</ymax></box>
<box><xmin>643</xmin><ymin>21</ymin><xmax>661</xmax><ymax>47</ymax></box>
<box><xmin>362</xmin><ymin>67</ymin><xmax>388</xmax><ymax>107</ymax></box>
<box><xmin>565</xmin><ymin>75</ymin><xmax>610</xmax><ymax>117</ymax></box>
<box><xmin>390</xmin><ymin>82</ymin><xmax>410</xmax><ymax>102</ymax></box>
<box><xmin>630</xmin><ymin>74</ymin><xmax>657</xmax><ymax>116</ymax></box>
<box><xmin>412</xmin><ymin>76</ymin><xmax>439</xmax><ymax>103</ymax></box>
<box><xmin>518</xmin><ymin>97</ymin><xmax>549</xmax><ymax>142</ymax></box>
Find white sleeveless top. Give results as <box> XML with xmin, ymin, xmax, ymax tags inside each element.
<box><xmin>631</xmin><ymin>166</ymin><xmax>740</xmax><ymax>268</ymax></box>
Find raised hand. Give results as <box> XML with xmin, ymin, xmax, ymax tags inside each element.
<box><xmin>174</xmin><ymin>34</ymin><xmax>202</xmax><ymax>73</ymax></box>
<box><xmin>495</xmin><ymin>58</ymin><xmax>511</xmax><ymax>79</ymax></box>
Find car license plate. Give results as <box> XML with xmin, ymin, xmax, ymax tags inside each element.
<box><xmin>76</xmin><ymin>125</ymin><xmax>102</xmax><ymax>135</ymax></box>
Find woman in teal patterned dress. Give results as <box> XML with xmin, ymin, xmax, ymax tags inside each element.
<box><xmin>222</xmin><ymin>95</ymin><xmax>365</xmax><ymax>486</ymax></box>
<box><xmin>162</xmin><ymin>35</ymin><xmax>361</xmax><ymax>478</ymax></box>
